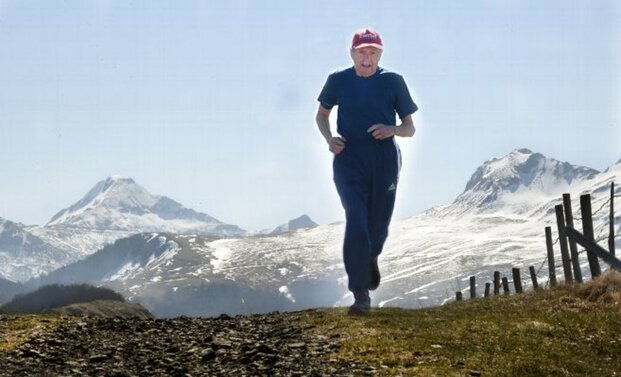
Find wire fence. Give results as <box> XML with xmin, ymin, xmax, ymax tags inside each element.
<box><xmin>456</xmin><ymin>184</ymin><xmax>619</xmax><ymax>298</ymax></box>
<box><xmin>574</xmin><ymin>195</ymin><xmax>615</xmax><ymax>221</ymax></box>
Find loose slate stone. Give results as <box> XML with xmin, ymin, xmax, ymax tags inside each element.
<box><xmin>0</xmin><ymin>311</ymin><xmax>373</xmax><ymax>376</ymax></box>
<box><xmin>89</xmin><ymin>354</ymin><xmax>109</xmax><ymax>363</ymax></box>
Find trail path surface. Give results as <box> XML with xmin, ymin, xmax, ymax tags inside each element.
<box><xmin>0</xmin><ymin>311</ymin><xmax>375</xmax><ymax>376</ymax></box>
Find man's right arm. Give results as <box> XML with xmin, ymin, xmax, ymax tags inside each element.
<box><xmin>316</xmin><ymin>105</ymin><xmax>346</xmax><ymax>155</ymax></box>
<box><xmin>315</xmin><ymin>105</ymin><xmax>333</xmax><ymax>144</ymax></box>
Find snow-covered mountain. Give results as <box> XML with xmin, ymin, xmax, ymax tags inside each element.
<box><xmin>270</xmin><ymin>214</ymin><xmax>318</xmax><ymax>234</ymax></box>
<box><xmin>26</xmin><ymin>149</ymin><xmax>619</xmax><ymax>317</ymax></box>
<box><xmin>0</xmin><ymin>217</ymin><xmax>73</xmax><ymax>282</ymax></box>
<box><xmin>373</xmin><ymin>149</ymin><xmax>618</xmax><ymax>307</ymax></box>
<box><xmin>451</xmin><ymin>148</ymin><xmax>599</xmax><ymax>214</ymax></box>
<box><xmin>33</xmin><ymin>231</ymin><xmax>344</xmax><ymax>317</ymax></box>
<box><xmin>0</xmin><ymin>176</ymin><xmax>247</xmax><ymax>282</ymax></box>
<box><xmin>47</xmin><ymin>176</ymin><xmax>245</xmax><ymax>236</ymax></box>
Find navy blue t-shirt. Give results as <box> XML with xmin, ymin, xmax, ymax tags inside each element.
<box><xmin>317</xmin><ymin>66</ymin><xmax>418</xmax><ymax>142</ymax></box>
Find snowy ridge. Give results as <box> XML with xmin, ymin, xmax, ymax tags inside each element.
<box><xmin>1</xmin><ymin>176</ymin><xmax>245</xmax><ymax>282</ymax></box>
<box><xmin>143</xmin><ymin>150</ymin><xmax>616</xmax><ymax>313</ymax></box>
<box><xmin>451</xmin><ymin>149</ymin><xmax>599</xmax><ymax>214</ymax></box>
<box><xmin>48</xmin><ymin>177</ymin><xmax>151</xmax><ymax>225</ymax></box>
<box><xmin>0</xmin><ymin>218</ymin><xmax>73</xmax><ymax>282</ymax></box>
<box><xmin>369</xmin><ymin>153</ymin><xmax>619</xmax><ymax>308</ymax></box>
<box><xmin>46</xmin><ymin>176</ymin><xmax>244</xmax><ymax>235</ymax></box>
<box><xmin>104</xmin><ymin>234</ymin><xmax>180</xmax><ymax>281</ymax></box>
<box><xmin>6</xmin><ymin>150</ymin><xmax>620</xmax><ymax>315</ymax></box>
<box><xmin>34</xmin><ymin>233</ymin><xmax>183</xmax><ymax>287</ymax></box>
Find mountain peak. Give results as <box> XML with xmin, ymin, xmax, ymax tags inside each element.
<box><xmin>46</xmin><ymin>177</ymin><xmax>245</xmax><ymax>236</ymax></box>
<box><xmin>47</xmin><ymin>177</ymin><xmax>154</xmax><ymax>226</ymax></box>
<box><xmin>94</xmin><ymin>176</ymin><xmax>138</xmax><ymax>198</ymax></box>
<box><xmin>105</xmin><ymin>175</ymin><xmax>135</xmax><ymax>185</ymax></box>
<box><xmin>270</xmin><ymin>214</ymin><xmax>318</xmax><ymax>234</ymax></box>
<box><xmin>455</xmin><ymin>149</ymin><xmax>599</xmax><ymax>210</ymax></box>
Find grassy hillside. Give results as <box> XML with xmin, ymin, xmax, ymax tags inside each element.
<box><xmin>1</xmin><ymin>272</ymin><xmax>620</xmax><ymax>376</ymax></box>
<box><xmin>294</xmin><ymin>271</ymin><xmax>621</xmax><ymax>376</ymax></box>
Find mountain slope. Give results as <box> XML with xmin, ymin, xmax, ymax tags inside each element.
<box><xmin>14</xmin><ymin>150</ymin><xmax>621</xmax><ymax>315</ymax></box>
<box><xmin>34</xmin><ymin>233</ymin><xmax>182</xmax><ymax>286</ymax></box>
<box><xmin>32</xmin><ymin>230</ymin><xmax>346</xmax><ymax>317</ymax></box>
<box><xmin>372</xmin><ymin>150</ymin><xmax>619</xmax><ymax>308</ymax></box>
<box><xmin>0</xmin><ymin>276</ymin><xmax>23</xmax><ymax>305</ymax></box>
<box><xmin>0</xmin><ymin>217</ymin><xmax>73</xmax><ymax>282</ymax></box>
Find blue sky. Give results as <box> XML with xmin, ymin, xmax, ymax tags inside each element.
<box><xmin>0</xmin><ymin>1</ymin><xmax>619</xmax><ymax>231</ymax></box>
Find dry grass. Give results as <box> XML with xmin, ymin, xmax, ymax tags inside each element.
<box><xmin>295</xmin><ymin>272</ymin><xmax>621</xmax><ymax>377</ymax></box>
<box><xmin>572</xmin><ymin>270</ymin><xmax>621</xmax><ymax>304</ymax></box>
<box><xmin>0</xmin><ymin>314</ymin><xmax>69</xmax><ymax>352</ymax></box>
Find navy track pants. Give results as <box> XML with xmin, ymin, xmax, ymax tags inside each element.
<box><xmin>333</xmin><ymin>138</ymin><xmax>401</xmax><ymax>292</ymax></box>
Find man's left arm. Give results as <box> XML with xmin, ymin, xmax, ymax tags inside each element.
<box><xmin>367</xmin><ymin>115</ymin><xmax>415</xmax><ymax>140</ymax></box>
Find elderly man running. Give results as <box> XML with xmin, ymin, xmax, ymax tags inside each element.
<box><xmin>316</xmin><ymin>28</ymin><xmax>418</xmax><ymax>315</ymax></box>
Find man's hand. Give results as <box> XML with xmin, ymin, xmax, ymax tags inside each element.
<box><xmin>328</xmin><ymin>137</ymin><xmax>346</xmax><ymax>154</ymax></box>
<box><xmin>367</xmin><ymin>124</ymin><xmax>396</xmax><ymax>140</ymax></box>
<box><xmin>368</xmin><ymin>116</ymin><xmax>416</xmax><ymax>139</ymax></box>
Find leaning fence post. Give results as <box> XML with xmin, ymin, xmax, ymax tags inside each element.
<box><xmin>512</xmin><ymin>268</ymin><xmax>523</xmax><ymax>294</ymax></box>
<box><xmin>493</xmin><ymin>271</ymin><xmax>500</xmax><ymax>295</ymax></box>
<box><xmin>529</xmin><ymin>266</ymin><xmax>539</xmax><ymax>290</ymax></box>
<box><xmin>555</xmin><ymin>204</ymin><xmax>574</xmax><ymax>284</ymax></box>
<box><xmin>484</xmin><ymin>282</ymin><xmax>491</xmax><ymax>298</ymax></box>
<box><xmin>470</xmin><ymin>276</ymin><xmax>476</xmax><ymax>299</ymax></box>
<box><xmin>610</xmin><ymin>182</ymin><xmax>616</xmax><ymax>257</ymax></box>
<box><xmin>545</xmin><ymin>226</ymin><xmax>558</xmax><ymax>287</ymax></box>
<box><xmin>563</xmin><ymin>193</ymin><xmax>583</xmax><ymax>283</ymax></box>
<box><xmin>580</xmin><ymin>194</ymin><xmax>601</xmax><ymax>278</ymax></box>
<box><xmin>565</xmin><ymin>227</ymin><xmax>621</xmax><ymax>271</ymax></box>
<box><xmin>502</xmin><ymin>277</ymin><xmax>510</xmax><ymax>295</ymax></box>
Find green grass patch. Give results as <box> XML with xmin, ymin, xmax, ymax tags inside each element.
<box><xmin>294</xmin><ymin>275</ymin><xmax>621</xmax><ymax>376</ymax></box>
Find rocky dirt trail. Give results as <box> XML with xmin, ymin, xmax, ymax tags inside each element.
<box><xmin>0</xmin><ymin>310</ymin><xmax>377</xmax><ymax>376</ymax></box>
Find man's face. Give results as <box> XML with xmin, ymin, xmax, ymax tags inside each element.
<box><xmin>350</xmin><ymin>46</ymin><xmax>382</xmax><ymax>77</ymax></box>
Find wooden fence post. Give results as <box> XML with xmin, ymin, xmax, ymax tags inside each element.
<box><xmin>545</xmin><ymin>226</ymin><xmax>557</xmax><ymax>287</ymax></box>
<box><xmin>484</xmin><ymin>282</ymin><xmax>491</xmax><ymax>298</ymax></box>
<box><xmin>565</xmin><ymin>227</ymin><xmax>621</xmax><ymax>271</ymax></box>
<box><xmin>493</xmin><ymin>271</ymin><xmax>500</xmax><ymax>295</ymax></box>
<box><xmin>555</xmin><ymin>204</ymin><xmax>574</xmax><ymax>284</ymax></box>
<box><xmin>512</xmin><ymin>268</ymin><xmax>523</xmax><ymax>294</ymax></box>
<box><xmin>456</xmin><ymin>291</ymin><xmax>463</xmax><ymax>301</ymax></box>
<box><xmin>529</xmin><ymin>266</ymin><xmax>539</xmax><ymax>290</ymax></box>
<box><xmin>502</xmin><ymin>277</ymin><xmax>510</xmax><ymax>295</ymax></box>
<box><xmin>563</xmin><ymin>193</ymin><xmax>583</xmax><ymax>283</ymax></box>
<box><xmin>470</xmin><ymin>276</ymin><xmax>476</xmax><ymax>299</ymax></box>
<box><xmin>580</xmin><ymin>194</ymin><xmax>601</xmax><ymax>278</ymax></box>
<box><xmin>610</xmin><ymin>182</ymin><xmax>616</xmax><ymax>257</ymax></box>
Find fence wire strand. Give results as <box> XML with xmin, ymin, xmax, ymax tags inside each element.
<box><xmin>574</xmin><ymin>196</ymin><xmax>613</xmax><ymax>221</ymax></box>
